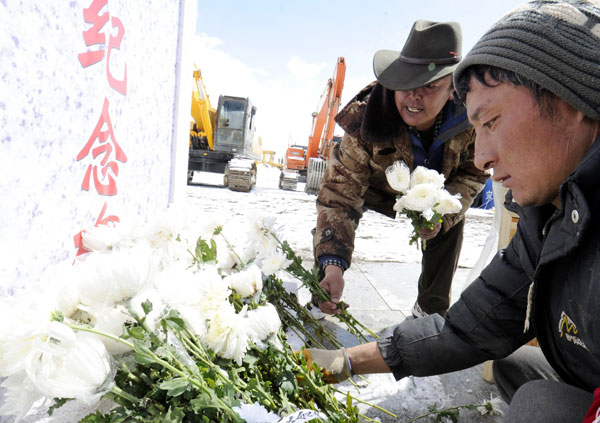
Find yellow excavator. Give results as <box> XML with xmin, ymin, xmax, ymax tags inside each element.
<box><xmin>188</xmin><ymin>68</ymin><xmax>258</xmax><ymax>192</ymax></box>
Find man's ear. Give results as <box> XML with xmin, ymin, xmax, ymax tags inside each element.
<box><xmin>448</xmin><ymin>88</ymin><xmax>455</xmax><ymax>101</ymax></box>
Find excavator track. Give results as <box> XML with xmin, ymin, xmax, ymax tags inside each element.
<box><xmin>225</xmin><ymin>159</ymin><xmax>257</xmax><ymax>192</ymax></box>
<box><xmin>279</xmin><ymin>170</ymin><xmax>299</xmax><ymax>191</ymax></box>
<box><xmin>304</xmin><ymin>158</ymin><xmax>327</xmax><ymax>195</ymax></box>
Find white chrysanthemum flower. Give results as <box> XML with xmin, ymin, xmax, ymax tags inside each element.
<box><xmin>260</xmin><ymin>250</ymin><xmax>292</xmax><ymax>276</ymax></box>
<box><xmin>246</xmin><ymin>212</ymin><xmax>277</xmax><ymax>243</ymax></box>
<box><xmin>215</xmin><ymin>237</ymin><xmax>242</xmax><ymax>271</ymax></box>
<box><xmin>255</xmin><ymin>233</ymin><xmax>279</xmax><ymax>260</ymax></box>
<box><xmin>26</xmin><ymin>323</ymin><xmax>112</xmax><ymax>400</ymax></box>
<box><xmin>196</xmin><ymin>214</ymin><xmax>227</xmax><ymax>239</ymax></box>
<box><xmin>0</xmin><ymin>372</ymin><xmax>43</xmax><ymax>420</ymax></box>
<box><xmin>196</xmin><ymin>273</ymin><xmax>232</xmax><ymax>317</ymax></box>
<box><xmin>395</xmin><ymin>183</ymin><xmax>440</xmax><ymax>212</ymax></box>
<box><xmin>433</xmin><ymin>189</ymin><xmax>462</xmax><ymax>215</ymax></box>
<box><xmin>247</xmin><ymin>303</ymin><xmax>281</xmax><ymax>343</ymax></box>
<box><xmin>177</xmin><ymin>304</ymin><xmax>208</xmax><ymax>339</ymax></box>
<box><xmin>225</xmin><ymin>264</ymin><xmax>263</xmax><ymax>298</ymax></box>
<box><xmin>144</xmin><ymin>209</ymin><xmax>188</xmax><ymax>248</ymax></box>
<box><xmin>77</xmin><ymin>243</ymin><xmax>156</xmax><ymax>307</ymax></box>
<box><xmin>233</xmin><ymin>403</ymin><xmax>280</xmax><ymax>423</ymax></box>
<box><xmin>0</xmin><ymin>295</ymin><xmax>62</xmax><ymax>376</ymax></box>
<box><xmin>385</xmin><ymin>160</ymin><xmax>411</xmax><ymax>193</ymax></box>
<box><xmin>409</xmin><ymin>166</ymin><xmax>446</xmax><ymax>189</ymax></box>
<box><xmin>143</xmin><ymin>209</ymin><xmax>194</xmax><ymax>267</ymax></box>
<box><xmin>477</xmin><ymin>394</ymin><xmax>504</xmax><ymax>416</ymax></box>
<box><xmin>154</xmin><ymin>265</ymin><xmax>207</xmax><ymax>306</ymax></box>
<box><xmin>205</xmin><ymin>305</ymin><xmax>249</xmax><ymax>365</ymax></box>
<box><xmin>422</xmin><ymin>208</ymin><xmax>435</xmax><ymax>221</ymax></box>
<box><xmin>81</xmin><ymin>222</ymin><xmax>121</xmax><ymax>252</ymax></box>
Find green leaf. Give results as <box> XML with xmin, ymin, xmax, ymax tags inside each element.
<box><xmin>164</xmin><ymin>310</ymin><xmax>186</xmax><ymax>331</ymax></box>
<box><xmin>48</xmin><ymin>398</ymin><xmax>72</xmax><ymax>416</ymax></box>
<box><xmin>50</xmin><ymin>310</ymin><xmax>64</xmax><ymax>323</ymax></box>
<box><xmin>190</xmin><ymin>391</ymin><xmax>227</xmax><ymax>412</ymax></box>
<box><xmin>164</xmin><ymin>406</ymin><xmax>186</xmax><ymax>423</ymax></box>
<box><xmin>133</xmin><ymin>340</ymin><xmax>157</xmax><ymax>365</ymax></box>
<box><xmin>194</xmin><ymin>237</ymin><xmax>217</xmax><ymax>263</ymax></box>
<box><xmin>123</xmin><ymin>325</ymin><xmax>146</xmax><ymax>340</ymax></box>
<box><xmin>142</xmin><ymin>299</ymin><xmax>153</xmax><ymax>315</ymax></box>
<box><xmin>159</xmin><ymin>378</ymin><xmax>190</xmax><ymax>397</ymax></box>
<box><xmin>275</xmin><ymin>372</ymin><xmax>296</xmax><ymax>395</ymax></box>
<box><xmin>79</xmin><ymin>410</ymin><xmax>110</xmax><ymax>423</ymax></box>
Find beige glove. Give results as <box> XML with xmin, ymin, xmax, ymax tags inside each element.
<box><xmin>302</xmin><ymin>348</ymin><xmax>353</xmax><ymax>384</ymax></box>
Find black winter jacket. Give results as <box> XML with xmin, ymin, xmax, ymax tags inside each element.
<box><xmin>378</xmin><ymin>137</ymin><xmax>600</xmax><ymax>392</ymax></box>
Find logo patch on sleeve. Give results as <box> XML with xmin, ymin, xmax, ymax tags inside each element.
<box><xmin>558</xmin><ymin>311</ymin><xmax>588</xmax><ymax>350</ymax></box>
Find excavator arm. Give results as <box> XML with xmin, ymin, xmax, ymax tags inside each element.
<box><xmin>303</xmin><ymin>57</ymin><xmax>346</xmax><ymax>194</ymax></box>
<box><xmin>305</xmin><ymin>57</ymin><xmax>346</xmax><ymax>162</ymax></box>
<box><xmin>190</xmin><ymin>69</ymin><xmax>216</xmax><ymax>150</ymax></box>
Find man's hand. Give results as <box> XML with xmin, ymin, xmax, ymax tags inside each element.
<box><xmin>318</xmin><ymin>265</ymin><xmax>346</xmax><ymax>315</ymax></box>
<box><xmin>301</xmin><ymin>348</ymin><xmax>352</xmax><ymax>384</ymax></box>
<box><xmin>418</xmin><ymin>222</ymin><xmax>441</xmax><ymax>240</ymax></box>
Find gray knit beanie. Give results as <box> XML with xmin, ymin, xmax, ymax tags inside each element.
<box><xmin>454</xmin><ymin>0</ymin><xmax>600</xmax><ymax>120</ymax></box>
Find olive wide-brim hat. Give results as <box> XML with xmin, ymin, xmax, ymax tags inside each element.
<box><xmin>374</xmin><ymin>20</ymin><xmax>462</xmax><ymax>91</ymax></box>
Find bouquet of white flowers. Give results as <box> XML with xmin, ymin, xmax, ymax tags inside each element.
<box><xmin>0</xmin><ymin>211</ymin><xmax>383</xmax><ymax>423</ymax></box>
<box><xmin>385</xmin><ymin>161</ymin><xmax>462</xmax><ymax>249</ymax></box>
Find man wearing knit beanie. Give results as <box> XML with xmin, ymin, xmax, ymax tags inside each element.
<box><xmin>302</xmin><ymin>2</ymin><xmax>600</xmax><ymax>421</ymax></box>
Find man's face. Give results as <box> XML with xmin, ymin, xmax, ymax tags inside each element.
<box><xmin>394</xmin><ymin>75</ymin><xmax>454</xmax><ymax>131</ymax></box>
<box><xmin>466</xmin><ymin>72</ymin><xmax>590</xmax><ymax>207</ymax></box>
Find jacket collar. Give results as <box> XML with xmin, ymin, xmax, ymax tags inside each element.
<box><xmin>335</xmin><ymin>81</ymin><xmax>469</xmax><ymax>144</ymax></box>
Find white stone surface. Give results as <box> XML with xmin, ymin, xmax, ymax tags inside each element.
<box><xmin>0</xmin><ymin>1</ymin><xmax>194</xmax><ymax>294</ymax></box>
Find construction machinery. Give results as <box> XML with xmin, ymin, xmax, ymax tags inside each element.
<box><xmin>188</xmin><ymin>69</ymin><xmax>259</xmax><ymax>192</ymax></box>
<box><xmin>279</xmin><ymin>57</ymin><xmax>346</xmax><ymax>193</ymax></box>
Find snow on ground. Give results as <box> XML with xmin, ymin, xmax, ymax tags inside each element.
<box><xmin>188</xmin><ymin>164</ymin><xmax>494</xmax><ymax>269</ymax></box>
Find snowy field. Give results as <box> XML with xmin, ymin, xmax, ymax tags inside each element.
<box><xmin>187</xmin><ymin>165</ymin><xmax>494</xmax><ymax>271</ymax></box>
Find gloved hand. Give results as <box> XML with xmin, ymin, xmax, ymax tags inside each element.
<box><xmin>301</xmin><ymin>347</ymin><xmax>353</xmax><ymax>384</ymax></box>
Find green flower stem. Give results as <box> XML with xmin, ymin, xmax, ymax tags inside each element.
<box><xmin>338</xmin><ymin>391</ymin><xmax>396</xmax><ymax>418</ymax></box>
<box><xmin>68</xmin><ymin>322</ymin><xmax>243</xmax><ymax>422</ymax></box>
<box><xmin>110</xmin><ymin>385</ymin><xmax>140</xmax><ymax>405</ymax></box>
<box><xmin>65</xmin><ymin>323</ymin><xmax>135</xmax><ymax>350</ymax></box>
<box><xmin>274</xmin><ymin>303</ymin><xmax>328</xmax><ymax>348</ymax></box>
<box><xmin>144</xmin><ymin>351</ymin><xmax>244</xmax><ymax>422</ymax></box>
<box><xmin>283</xmin><ymin>268</ymin><xmax>374</xmax><ymax>343</ymax></box>
<box><xmin>273</xmin><ymin>275</ymin><xmax>344</xmax><ymax>347</ymax></box>
<box><xmin>178</xmin><ymin>332</ymin><xmax>256</xmax><ymax>403</ymax></box>
<box><xmin>120</xmin><ymin>362</ymin><xmax>142</xmax><ymax>384</ymax></box>
<box><xmin>178</xmin><ymin>330</ymin><xmax>280</xmax><ymax>410</ymax></box>
<box><xmin>219</xmin><ymin>233</ymin><xmax>246</xmax><ymax>268</ymax></box>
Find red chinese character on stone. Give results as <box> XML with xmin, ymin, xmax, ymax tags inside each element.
<box><xmin>73</xmin><ymin>202</ymin><xmax>120</xmax><ymax>256</ymax></box>
<box><xmin>77</xmin><ymin>97</ymin><xmax>127</xmax><ymax>196</ymax></box>
<box><xmin>106</xmin><ymin>16</ymin><xmax>127</xmax><ymax>95</ymax></box>
<box><xmin>78</xmin><ymin>0</ymin><xmax>127</xmax><ymax>95</ymax></box>
<box><xmin>78</xmin><ymin>0</ymin><xmax>108</xmax><ymax>68</ymax></box>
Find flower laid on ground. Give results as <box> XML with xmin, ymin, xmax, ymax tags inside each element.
<box><xmin>476</xmin><ymin>394</ymin><xmax>504</xmax><ymax>416</ymax></box>
<box><xmin>407</xmin><ymin>394</ymin><xmax>504</xmax><ymax>422</ymax></box>
<box><xmin>0</xmin><ymin>210</ymin><xmax>381</xmax><ymax>423</ymax></box>
<box><xmin>385</xmin><ymin>160</ymin><xmax>462</xmax><ymax>248</ymax></box>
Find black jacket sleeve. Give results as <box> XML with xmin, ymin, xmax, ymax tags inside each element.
<box><xmin>378</xmin><ymin>234</ymin><xmax>534</xmax><ymax>380</ymax></box>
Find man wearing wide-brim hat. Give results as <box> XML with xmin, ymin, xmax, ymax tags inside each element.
<box><xmin>313</xmin><ymin>20</ymin><xmax>489</xmax><ymax>318</ymax></box>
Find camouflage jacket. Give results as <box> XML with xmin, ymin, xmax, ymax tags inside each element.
<box><xmin>314</xmin><ymin>82</ymin><xmax>489</xmax><ymax>266</ymax></box>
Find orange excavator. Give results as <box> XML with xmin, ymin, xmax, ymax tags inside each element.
<box><xmin>279</xmin><ymin>57</ymin><xmax>346</xmax><ymax>193</ymax></box>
